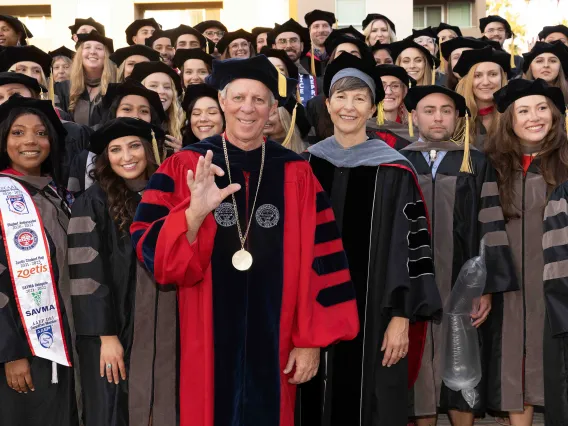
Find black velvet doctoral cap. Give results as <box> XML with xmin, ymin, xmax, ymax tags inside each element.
<box><xmin>304</xmin><ymin>10</ymin><xmax>336</xmax><ymax>27</ymax></box>
<box><xmin>172</xmin><ymin>48</ymin><xmax>213</xmax><ymax>70</ymax></box>
<box><xmin>0</xmin><ymin>71</ymin><xmax>45</xmax><ymax>93</ymax></box>
<box><xmin>479</xmin><ymin>15</ymin><xmax>513</xmax><ymax>38</ymax></box>
<box><xmin>104</xmin><ymin>80</ymin><xmax>167</xmax><ymax>121</ymax></box>
<box><xmin>129</xmin><ymin>61</ymin><xmax>183</xmax><ymax>94</ymax></box>
<box><xmin>252</xmin><ymin>27</ymin><xmax>273</xmax><ymax>38</ymax></box>
<box><xmin>324</xmin><ymin>34</ymin><xmax>374</xmax><ymax>64</ymax></box>
<box><xmin>270</xmin><ymin>19</ymin><xmax>310</xmax><ymax>45</ymax></box>
<box><xmin>194</xmin><ymin>20</ymin><xmax>228</xmax><ymax>34</ymax></box>
<box><xmin>522</xmin><ymin>41</ymin><xmax>568</xmax><ymax>74</ymax></box>
<box><xmin>169</xmin><ymin>25</ymin><xmax>207</xmax><ymax>48</ymax></box>
<box><xmin>323</xmin><ymin>51</ymin><xmax>384</xmax><ymax>102</ymax></box>
<box><xmin>282</xmin><ymin>97</ymin><xmax>311</xmax><ymax>137</ymax></box>
<box><xmin>362</xmin><ymin>14</ymin><xmax>396</xmax><ymax>34</ymax></box>
<box><xmin>376</xmin><ymin>64</ymin><xmax>416</xmax><ymax>88</ymax></box>
<box><xmin>388</xmin><ymin>39</ymin><xmax>436</xmax><ymax>69</ymax></box>
<box><xmin>0</xmin><ymin>95</ymin><xmax>66</xmax><ymax>138</ymax></box>
<box><xmin>440</xmin><ymin>36</ymin><xmax>489</xmax><ymax>61</ymax></box>
<box><xmin>205</xmin><ymin>55</ymin><xmax>297</xmax><ymax>102</ymax></box>
<box><xmin>216</xmin><ymin>29</ymin><xmax>255</xmax><ymax>54</ymax></box>
<box><xmin>144</xmin><ymin>30</ymin><xmax>174</xmax><ymax>49</ymax></box>
<box><xmin>453</xmin><ymin>45</ymin><xmax>511</xmax><ymax>77</ymax></box>
<box><xmin>411</xmin><ymin>27</ymin><xmax>438</xmax><ymax>41</ymax></box>
<box><xmin>404</xmin><ymin>85</ymin><xmax>468</xmax><ymax>116</ymax></box>
<box><xmin>181</xmin><ymin>83</ymin><xmax>219</xmax><ymax>110</ymax></box>
<box><xmin>125</xmin><ymin>18</ymin><xmax>162</xmax><ymax>46</ymax></box>
<box><xmin>538</xmin><ymin>25</ymin><xmax>568</xmax><ymax>41</ymax></box>
<box><xmin>0</xmin><ymin>46</ymin><xmax>52</xmax><ymax>77</ymax></box>
<box><xmin>75</xmin><ymin>31</ymin><xmax>114</xmax><ymax>53</ymax></box>
<box><xmin>0</xmin><ymin>15</ymin><xmax>33</xmax><ymax>45</ymax></box>
<box><xmin>48</xmin><ymin>46</ymin><xmax>75</xmax><ymax>60</ymax></box>
<box><xmin>259</xmin><ymin>47</ymin><xmax>299</xmax><ymax>80</ymax></box>
<box><xmin>110</xmin><ymin>45</ymin><xmax>160</xmax><ymax>67</ymax></box>
<box><xmin>89</xmin><ymin>117</ymin><xmax>165</xmax><ymax>155</ymax></box>
<box><xmin>370</xmin><ymin>41</ymin><xmax>391</xmax><ymax>54</ymax></box>
<box><xmin>332</xmin><ymin>26</ymin><xmax>365</xmax><ymax>42</ymax></box>
<box><xmin>493</xmin><ymin>78</ymin><xmax>565</xmax><ymax>113</ymax></box>
<box><xmin>68</xmin><ymin>17</ymin><xmax>105</xmax><ymax>36</ymax></box>
<box><xmin>436</xmin><ymin>23</ymin><xmax>463</xmax><ymax>37</ymax></box>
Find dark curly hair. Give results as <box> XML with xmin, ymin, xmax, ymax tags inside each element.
<box><xmin>92</xmin><ymin>138</ymin><xmax>158</xmax><ymax>231</ymax></box>
<box><xmin>181</xmin><ymin>95</ymin><xmax>225</xmax><ymax>146</ymax></box>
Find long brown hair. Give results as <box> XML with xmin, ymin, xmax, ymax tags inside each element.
<box><xmin>93</xmin><ymin>139</ymin><xmax>157</xmax><ymax>230</ymax></box>
<box><xmin>485</xmin><ymin>97</ymin><xmax>568</xmax><ymax>219</ymax></box>
<box><xmin>524</xmin><ymin>66</ymin><xmax>568</xmax><ymax>104</ymax></box>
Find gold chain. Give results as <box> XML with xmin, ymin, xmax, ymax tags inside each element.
<box><xmin>222</xmin><ymin>133</ymin><xmax>265</xmax><ymax>249</ymax></box>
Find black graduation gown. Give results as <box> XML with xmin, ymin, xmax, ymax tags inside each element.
<box><xmin>54</xmin><ymin>81</ymin><xmax>103</xmax><ymax>127</ymax></box>
<box><xmin>61</xmin><ymin>121</ymin><xmax>93</xmax><ymax>189</ymax></box>
<box><xmin>542</xmin><ymin>180</ymin><xmax>568</xmax><ymax>425</ymax></box>
<box><xmin>68</xmin><ymin>183</ymin><xmax>177</xmax><ymax>426</ymax></box>
<box><xmin>302</xmin><ymin>146</ymin><xmax>442</xmax><ymax>426</ymax></box>
<box><xmin>0</xmin><ymin>174</ymin><xmax>78</xmax><ymax>426</ymax></box>
<box><xmin>401</xmin><ymin>141</ymin><xmax>518</xmax><ymax>416</ymax></box>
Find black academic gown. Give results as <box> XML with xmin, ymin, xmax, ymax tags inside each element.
<box><xmin>68</xmin><ymin>183</ymin><xmax>177</xmax><ymax>426</ymax></box>
<box><xmin>67</xmin><ymin>149</ymin><xmax>93</xmax><ymax>196</ymax></box>
<box><xmin>61</xmin><ymin>121</ymin><xmax>93</xmax><ymax>189</ymax></box>
<box><xmin>0</xmin><ymin>174</ymin><xmax>78</xmax><ymax>426</ymax></box>
<box><xmin>401</xmin><ymin>141</ymin><xmax>518</xmax><ymax>416</ymax></box>
<box><xmin>301</xmin><ymin>138</ymin><xmax>442</xmax><ymax>426</ymax></box>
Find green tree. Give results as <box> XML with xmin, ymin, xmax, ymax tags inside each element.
<box><xmin>486</xmin><ymin>0</ymin><xmax>526</xmax><ymax>55</ymax></box>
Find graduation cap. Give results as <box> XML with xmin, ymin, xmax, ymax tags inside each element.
<box><xmin>109</xmin><ymin>45</ymin><xmax>160</xmax><ymax>68</ymax></box>
<box><xmin>0</xmin><ymin>46</ymin><xmax>52</xmax><ymax>78</ymax></box>
<box><xmin>0</xmin><ymin>95</ymin><xmax>66</xmax><ymax>139</ymax></box>
<box><xmin>169</xmin><ymin>25</ymin><xmax>207</xmax><ymax>49</ymax></box>
<box><xmin>370</xmin><ymin>41</ymin><xmax>391</xmax><ymax>54</ymax></box>
<box><xmin>493</xmin><ymin>78</ymin><xmax>565</xmax><ymax>114</ymax></box>
<box><xmin>452</xmin><ymin>45</ymin><xmax>511</xmax><ymax>78</ymax></box>
<box><xmin>68</xmin><ymin>17</ymin><xmax>105</xmax><ymax>37</ymax></box>
<box><xmin>440</xmin><ymin>36</ymin><xmax>488</xmax><ymax>61</ymax></box>
<box><xmin>216</xmin><ymin>29</ymin><xmax>255</xmax><ymax>55</ymax></box>
<box><xmin>479</xmin><ymin>15</ymin><xmax>513</xmax><ymax>39</ymax></box>
<box><xmin>172</xmin><ymin>48</ymin><xmax>213</xmax><ymax>70</ymax></box>
<box><xmin>376</xmin><ymin>64</ymin><xmax>416</xmax><ymax>88</ymax></box>
<box><xmin>362</xmin><ymin>14</ymin><xmax>396</xmax><ymax>34</ymax></box>
<box><xmin>324</xmin><ymin>34</ymin><xmax>374</xmax><ymax>64</ymax></box>
<box><xmin>89</xmin><ymin>117</ymin><xmax>166</xmax><ymax>165</ymax></box>
<box><xmin>435</xmin><ymin>23</ymin><xmax>463</xmax><ymax>38</ymax></box>
<box><xmin>412</xmin><ymin>27</ymin><xmax>438</xmax><ymax>41</ymax></box>
<box><xmin>477</xmin><ymin>36</ymin><xmax>503</xmax><ymax>51</ymax></box>
<box><xmin>252</xmin><ymin>27</ymin><xmax>273</xmax><ymax>39</ymax></box>
<box><xmin>538</xmin><ymin>25</ymin><xmax>568</xmax><ymax>41</ymax></box>
<box><xmin>103</xmin><ymin>80</ymin><xmax>167</xmax><ymax>121</ymax></box>
<box><xmin>304</xmin><ymin>10</ymin><xmax>336</xmax><ymax>28</ymax></box>
<box><xmin>129</xmin><ymin>60</ymin><xmax>183</xmax><ymax>94</ymax></box>
<box><xmin>259</xmin><ymin>47</ymin><xmax>299</xmax><ymax>80</ymax></box>
<box><xmin>205</xmin><ymin>55</ymin><xmax>296</xmax><ymax>102</ymax></box>
<box><xmin>125</xmin><ymin>18</ymin><xmax>162</xmax><ymax>46</ymax></box>
<box><xmin>388</xmin><ymin>39</ymin><xmax>436</xmax><ymax>69</ymax></box>
<box><xmin>0</xmin><ymin>71</ymin><xmax>45</xmax><ymax>95</ymax></box>
<box><xmin>194</xmin><ymin>20</ymin><xmax>228</xmax><ymax>34</ymax></box>
<box><xmin>48</xmin><ymin>46</ymin><xmax>75</xmax><ymax>61</ymax></box>
<box><xmin>144</xmin><ymin>29</ymin><xmax>174</xmax><ymax>49</ymax></box>
<box><xmin>0</xmin><ymin>15</ymin><xmax>33</xmax><ymax>45</ymax></box>
<box><xmin>270</xmin><ymin>19</ymin><xmax>309</xmax><ymax>45</ymax></box>
<box><xmin>75</xmin><ymin>31</ymin><xmax>114</xmax><ymax>53</ymax></box>
<box><xmin>332</xmin><ymin>26</ymin><xmax>365</xmax><ymax>43</ymax></box>
<box><xmin>181</xmin><ymin>82</ymin><xmax>219</xmax><ymax>111</ymax></box>
<box><xmin>522</xmin><ymin>41</ymin><xmax>568</xmax><ymax>75</ymax></box>
<box><xmin>323</xmin><ymin>51</ymin><xmax>383</xmax><ymax>100</ymax></box>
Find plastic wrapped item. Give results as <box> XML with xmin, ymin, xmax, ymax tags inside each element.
<box><xmin>441</xmin><ymin>244</ymin><xmax>487</xmax><ymax>408</ymax></box>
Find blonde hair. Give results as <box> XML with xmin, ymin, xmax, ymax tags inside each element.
<box><xmin>455</xmin><ymin>62</ymin><xmax>508</xmax><ymax>142</ymax></box>
<box><xmin>524</xmin><ymin>66</ymin><xmax>568</xmax><ymax>104</ymax></box>
<box><xmin>363</xmin><ymin>19</ymin><xmax>397</xmax><ymax>46</ymax></box>
<box><xmin>69</xmin><ymin>43</ymin><xmax>117</xmax><ymax>112</ymax></box>
<box><xmin>117</xmin><ymin>61</ymin><xmax>127</xmax><ymax>83</ymax></box>
<box><xmin>395</xmin><ymin>53</ymin><xmax>432</xmax><ymax>86</ymax></box>
<box><xmin>278</xmin><ymin>107</ymin><xmax>305</xmax><ymax>154</ymax></box>
<box><xmin>143</xmin><ymin>75</ymin><xmax>185</xmax><ymax>140</ymax></box>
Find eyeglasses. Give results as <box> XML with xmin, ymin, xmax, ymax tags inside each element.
<box><xmin>485</xmin><ymin>28</ymin><xmax>506</xmax><ymax>34</ymax></box>
<box><xmin>204</xmin><ymin>30</ymin><xmax>225</xmax><ymax>37</ymax></box>
<box><xmin>382</xmin><ymin>83</ymin><xmax>403</xmax><ymax>93</ymax></box>
<box><xmin>276</xmin><ymin>37</ymin><xmax>301</xmax><ymax>46</ymax></box>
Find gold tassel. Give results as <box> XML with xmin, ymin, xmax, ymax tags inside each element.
<box><xmin>376</xmin><ymin>100</ymin><xmax>385</xmax><ymax>126</ymax></box>
<box><xmin>310</xmin><ymin>44</ymin><xmax>316</xmax><ymax>77</ymax></box>
<box><xmin>459</xmin><ymin>111</ymin><xmax>473</xmax><ymax>174</ymax></box>
<box><xmin>432</xmin><ymin>66</ymin><xmax>436</xmax><ymax>85</ymax></box>
<box><xmin>151</xmin><ymin>129</ymin><xmax>162</xmax><ymax>166</ymax></box>
<box><xmin>277</xmin><ymin>70</ymin><xmax>287</xmax><ymax>99</ymax></box>
<box><xmin>510</xmin><ymin>34</ymin><xmax>516</xmax><ymax>69</ymax></box>
<box><xmin>408</xmin><ymin>111</ymin><xmax>414</xmax><ymax>137</ymax></box>
<box><xmin>206</xmin><ymin>42</ymin><xmax>210</xmax><ymax>54</ymax></box>
<box><xmin>334</xmin><ymin>19</ymin><xmax>338</xmax><ymax>30</ymax></box>
<box><xmin>40</xmin><ymin>87</ymin><xmax>47</xmax><ymax>100</ymax></box>
<box><xmin>296</xmin><ymin>86</ymin><xmax>301</xmax><ymax>103</ymax></box>
<box><xmin>282</xmin><ymin>103</ymin><xmax>298</xmax><ymax>148</ymax></box>
<box><xmin>439</xmin><ymin>41</ymin><xmax>446</xmax><ymax>72</ymax></box>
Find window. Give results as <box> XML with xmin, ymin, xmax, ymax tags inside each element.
<box><xmin>447</xmin><ymin>2</ymin><xmax>472</xmax><ymax>27</ymax></box>
<box><xmin>335</xmin><ymin>0</ymin><xmax>366</xmax><ymax>27</ymax></box>
<box><xmin>413</xmin><ymin>6</ymin><xmax>443</xmax><ymax>29</ymax></box>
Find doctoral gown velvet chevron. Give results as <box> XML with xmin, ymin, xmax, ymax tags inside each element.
<box><xmin>130</xmin><ymin>135</ymin><xmax>359</xmax><ymax>426</ymax></box>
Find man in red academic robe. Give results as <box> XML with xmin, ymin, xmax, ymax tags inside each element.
<box><xmin>130</xmin><ymin>55</ymin><xmax>359</xmax><ymax>426</ymax></box>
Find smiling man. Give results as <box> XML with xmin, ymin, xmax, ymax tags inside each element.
<box><xmin>304</xmin><ymin>9</ymin><xmax>335</xmax><ymax>61</ymax></box>
<box><xmin>131</xmin><ymin>55</ymin><xmax>359</xmax><ymax>426</ymax></box>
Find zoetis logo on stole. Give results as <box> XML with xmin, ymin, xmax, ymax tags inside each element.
<box><xmin>14</xmin><ymin>228</ymin><xmax>38</xmax><ymax>251</ymax></box>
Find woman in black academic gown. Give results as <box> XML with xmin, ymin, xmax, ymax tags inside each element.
<box><xmin>0</xmin><ymin>95</ymin><xmax>77</xmax><ymax>426</ymax></box>
<box><xmin>484</xmin><ymin>79</ymin><xmax>568</xmax><ymax>425</ymax></box>
<box><xmin>301</xmin><ymin>52</ymin><xmax>442</xmax><ymax>426</ymax></box>
<box><xmin>69</xmin><ymin>118</ymin><xmax>177</xmax><ymax>426</ymax></box>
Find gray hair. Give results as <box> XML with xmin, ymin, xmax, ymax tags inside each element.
<box><xmin>329</xmin><ymin>76</ymin><xmax>375</xmax><ymax>105</ymax></box>
<box><xmin>219</xmin><ymin>81</ymin><xmax>276</xmax><ymax>106</ymax></box>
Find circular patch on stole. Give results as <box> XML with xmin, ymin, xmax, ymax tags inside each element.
<box><xmin>214</xmin><ymin>202</ymin><xmax>237</xmax><ymax>227</ymax></box>
<box><xmin>14</xmin><ymin>228</ymin><xmax>39</xmax><ymax>251</ymax></box>
<box><xmin>255</xmin><ymin>204</ymin><xmax>280</xmax><ymax>228</ymax></box>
